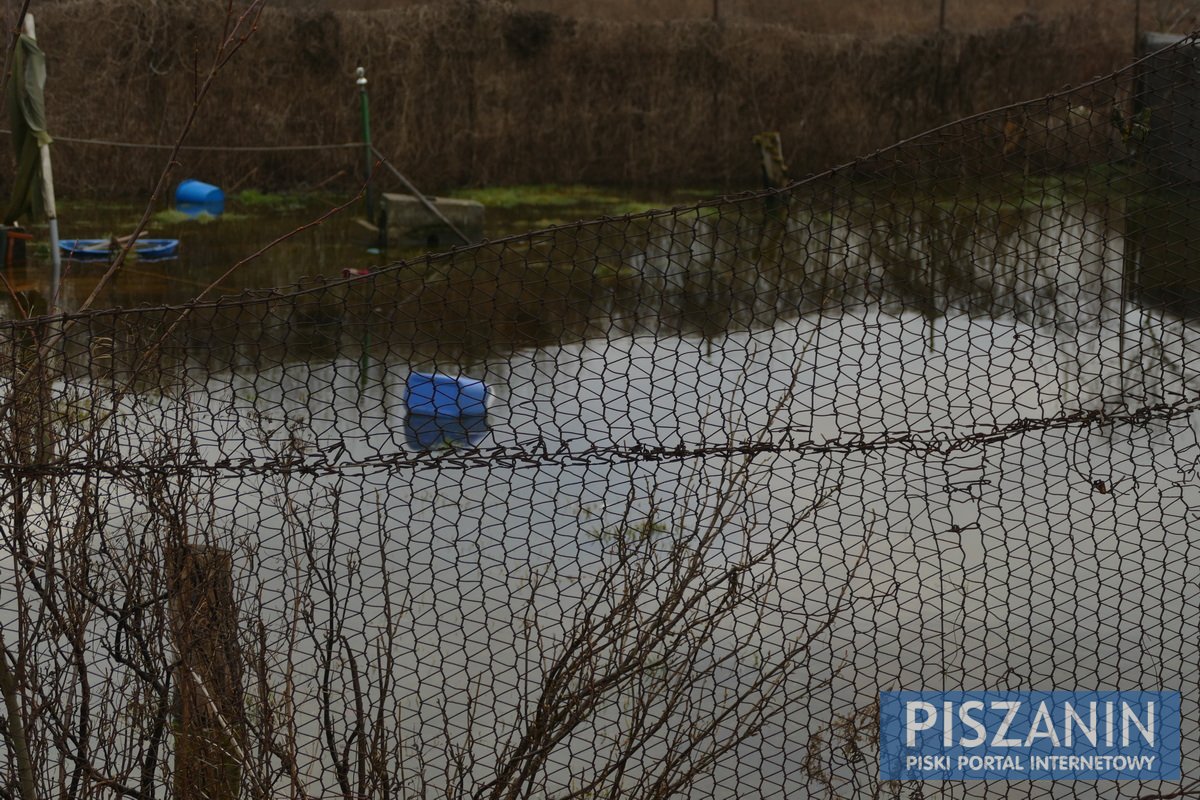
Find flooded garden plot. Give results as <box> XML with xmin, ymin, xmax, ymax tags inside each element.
<box><xmin>0</xmin><ymin>186</ymin><xmax>709</xmax><ymax>315</ymax></box>
<box><xmin>1</xmin><ymin>163</ymin><xmax>1198</xmax><ymax>798</ymax></box>
<box><xmin>5</xmin><ymin>30</ymin><xmax>1200</xmax><ymax>795</ymax></box>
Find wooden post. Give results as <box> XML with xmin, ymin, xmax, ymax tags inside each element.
<box><xmin>753</xmin><ymin>131</ymin><xmax>791</xmax><ymax>223</ymax></box>
<box><xmin>752</xmin><ymin>131</ymin><xmax>788</xmax><ymax>190</ymax></box>
<box><xmin>167</xmin><ymin>544</ymin><xmax>244</xmax><ymax>800</ymax></box>
<box><xmin>751</xmin><ymin>132</ymin><xmax>791</xmax><ymax>270</ymax></box>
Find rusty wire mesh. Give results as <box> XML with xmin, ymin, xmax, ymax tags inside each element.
<box><xmin>2</xmin><ymin>32</ymin><xmax>1200</xmax><ymax>800</ymax></box>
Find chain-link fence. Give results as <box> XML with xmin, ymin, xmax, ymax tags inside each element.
<box><xmin>2</xmin><ymin>31</ymin><xmax>1200</xmax><ymax>800</ymax></box>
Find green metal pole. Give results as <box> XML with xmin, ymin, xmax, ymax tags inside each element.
<box><xmin>1133</xmin><ymin>0</ymin><xmax>1142</xmax><ymax>60</ymax></box>
<box><xmin>356</xmin><ymin>66</ymin><xmax>374</xmax><ymax>222</ymax></box>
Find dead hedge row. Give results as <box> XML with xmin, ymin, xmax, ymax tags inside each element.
<box><xmin>16</xmin><ymin>0</ymin><xmax>1129</xmax><ymax>197</ymax></box>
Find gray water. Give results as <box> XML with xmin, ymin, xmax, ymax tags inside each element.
<box><xmin>2</xmin><ymin>195</ymin><xmax>1199</xmax><ymax>798</ymax></box>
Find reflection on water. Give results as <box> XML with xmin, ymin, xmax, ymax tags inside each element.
<box><xmin>5</xmin><ymin>299</ymin><xmax>1194</xmax><ymax>796</ymax></box>
<box><xmin>404</xmin><ymin>413</ymin><xmax>491</xmax><ymax>451</ymax></box>
<box><xmin>26</xmin><ymin>191</ymin><xmax>1200</xmax><ymax>433</ymax></box>
<box><xmin>3</xmin><ymin>195</ymin><xmax>384</xmax><ymax>312</ymax></box>
<box><xmin>2</xmin><ymin>190</ymin><xmax>701</xmax><ymax>315</ymax></box>
<box><xmin>1125</xmin><ymin>182</ymin><xmax>1200</xmax><ymax>312</ymax></box>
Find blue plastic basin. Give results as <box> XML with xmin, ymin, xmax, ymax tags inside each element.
<box><xmin>404</xmin><ymin>372</ymin><xmax>489</xmax><ymax>417</ymax></box>
<box><xmin>175</xmin><ymin>179</ymin><xmax>225</xmax><ymax>213</ymax></box>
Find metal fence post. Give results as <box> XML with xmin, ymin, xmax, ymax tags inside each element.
<box><xmin>357</xmin><ymin>66</ymin><xmax>374</xmax><ymax>223</ymax></box>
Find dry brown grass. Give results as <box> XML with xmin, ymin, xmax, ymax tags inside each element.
<box><xmin>274</xmin><ymin>0</ymin><xmax>1173</xmax><ymax>36</ymax></box>
<box><xmin>9</xmin><ymin>0</ymin><xmax>1136</xmax><ymax>198</ymax></box>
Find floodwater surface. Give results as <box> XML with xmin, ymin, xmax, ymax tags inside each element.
<box><xmin>1</xmin><ymin>186</ymin><xmax>1199</xmax><ymax>798</ymax></box>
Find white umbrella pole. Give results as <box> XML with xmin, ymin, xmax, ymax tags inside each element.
<box><xmin>23</xmin><ymin>14</ymin><xmax>61</xmax><ymax>311</ymax></box>
<box><xmin>40</xmin><ymin>145</ymin><xmax>60</xmax><ymax>311</ymax></box>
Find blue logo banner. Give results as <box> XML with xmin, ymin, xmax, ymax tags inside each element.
<box><xmin>879</xmin><ymin>691</ymin><xmax>1181</xmax><ymax>781</ymax></box>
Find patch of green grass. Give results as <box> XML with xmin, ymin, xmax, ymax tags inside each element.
<box><xmin>153</xmin><ymin>208</ymin><xmax>215</xmax><ymax>225</ymax></box>
<box><xmin>451</xmin><ymin>184</ymin><xmax>726</xmax><ymax>219</ymax></box>
<box><xmin>233</xmin><ymin>189</ymin><xmax>307</xmax><ymax>211</ymax></box>
<box><xmin>151</xmin><ymin>208</ymin><xmax>248</xmax><ymax>225</ymax></box>
<box><xmin>449</xmin><ymin>184</ymin><xmax>628</xmax><ymax>209</ymax></box>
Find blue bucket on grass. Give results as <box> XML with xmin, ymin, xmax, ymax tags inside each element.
<box><xmin>175</xmin><ymin>179</ymin><xmax>225</xmax><ymax>215</ymax></box>
<box><xmin>404</xmin><ymin>372</ymin><xmax>489</xmax><ymax>418</ymax></box>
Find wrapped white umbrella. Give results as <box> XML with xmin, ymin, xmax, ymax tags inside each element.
<box><xmin>3</xmin><ymin>13</ymin><xmax>61</xmax><ymax>309</ymax></box>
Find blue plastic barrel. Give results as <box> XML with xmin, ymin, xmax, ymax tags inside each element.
<box><xmin>404</xmin><ymin>372</ymin><xmax>489</xmax><ymax>417</ymax></box>
<box><xmin>175</xmin><ymin>179</ymin><xmax>225</xmax><ymax>212</ymax></box>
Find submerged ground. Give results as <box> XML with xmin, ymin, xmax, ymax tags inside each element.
<box><xmin>3</xmin><ymin>185</ymin><xmax>716</xmax><ymax>315</ymax></box>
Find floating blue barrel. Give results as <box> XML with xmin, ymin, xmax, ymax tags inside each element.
<box><xmin>175</xmin><ymin>179</ymin><xmax>225</xmax><ymax>214</ymax></box>
<box><xmin>404</xmin><ymin>414</ymin><xmax>490</xmax><ymax>451</ymax></box>
<box><xmin>404</xmin><ymin>372</ymin><xmax>488</xmax><ymax>417</ymax></box>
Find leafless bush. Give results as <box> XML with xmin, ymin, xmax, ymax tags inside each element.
<box><xmin>0</xmin><ymin>317</ymin><xmax>866</xmax><ymax>799</ymax></box>
<box><xmin>5</xmin><ymin>0</ymin><xmax>1129</xmax><ymax>198</ymax></box>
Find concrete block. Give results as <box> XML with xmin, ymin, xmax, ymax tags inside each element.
<box><xmin>380</xmin><ymin>193</ymin><xmax>485</xmax><ymax>249</ymax></box>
